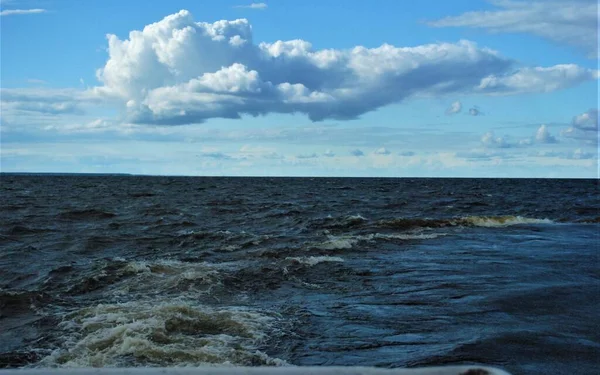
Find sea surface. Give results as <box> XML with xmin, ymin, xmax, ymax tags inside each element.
<box><xmin>0</xmin><ymin>175</ymin><xmax>598</xmax><ymax>374</ymax></box>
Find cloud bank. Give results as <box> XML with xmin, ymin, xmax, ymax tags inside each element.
<box><xmin>85</xmin><ymin>10</ymin><xmax>599</xmax><ymax>125</ymax></box>
<box><xmin>2</xmin><ymin>9</ymin><xmax>598</xmax><ymax>126</ymax></box>
<box><xmin>428</xmin><ymin>0</ymin><xmax>599</xmax><ymax>58</ymax></box>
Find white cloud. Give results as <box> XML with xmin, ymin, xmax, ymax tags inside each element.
<box><xmin>445</xmin><ymin>100</ymin><xmax>462</xmax><ymax>115</ymax></box>
<box><xmin>476</xmin><ymin>65</ymin><xmax>599</xmax><ymax>94</ymax></box>
<box><xmin>373</xmin><ymin>147</ymin><xmax>391</xmax><ymax>155</ymax></box>
<box><xmin>481</xmin><ymin>131</ymin><xmax>511</xmax><ymax>148</ymax></box>
<box><xmin>323</xmin><ymin>150</ymin><xmax>335</xmax><ymax>157</ymax></box>
<box><xmin>0</xmin><ymin>8</ymin><xmax>46</xmax><ymax>16</ymax></box>
<box><xmin>234</xmin><ymin>3</ymin><xmax>267</xmax><ymax>10</ymax></box>
<box><xmin>3</xmin><ymin>10</ymin><xmax>597</xmax><ymax>125</ymax></box>
<box><xmin>428</xmin><ymin>0</ymin><xmax>599</xmax><ymax>58</ymax></box>
<box><xmin>572</xmin><ymin>108</ymin><xmax>598</xmax><ymax>131</ymax></box>
<box><xmin>535</xmin><ymin>124</ymin><xmax>557</xmax><ymax>143</ymax></box>
<box><xmin>561</xmin><ymin>108</ymin><xmax>598</xmax><ymax>143</ymax></box>
<box><xmin>84</xmin><ymin>10</ymin><xmax>598</xmax><ymax>125</ymax></box>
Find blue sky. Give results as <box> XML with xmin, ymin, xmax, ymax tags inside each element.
<box><xmin>1</xmin><ymin>0</ymin><xmax>598</xmax><ymax>177</ymax></box>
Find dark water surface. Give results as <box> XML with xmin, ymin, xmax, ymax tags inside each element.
<box><xmin>1</xmin><ymin>175</ymin><xmax>598</xmax><ymax>374</ymax></box>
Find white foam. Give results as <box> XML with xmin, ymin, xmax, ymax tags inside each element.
<box><xmin>285</xmin><ymin>256</ymin><xmax>344</xmax><ymax>266</ymax></box>
<box><xmin>110</xmin><ymin>260</ymin><xmax>222</xmax><ymax>298</ymax></box>
<box><xmin>38</xmin><ymin>301</ymin><xmax>286</xmax><ymax>368</ymax></box>
<box><xmin>316</xmin><ymin>236</ymin><xmax>360</xmax><ymax>250</ymax></box>
<box><xmin>373</xmin><ymin>233</ymin><xmax>446</xmax><ymax>240</ymax></box>
<box><xmin>461</xmin><ymin>215</ymin><xmax>554</xmax><ymax>228</ymax></box>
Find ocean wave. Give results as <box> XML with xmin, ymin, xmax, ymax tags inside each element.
<box><xmin>285</xmin><ymin>256</ymin><xmax>345</xmax><ymax>266</ymax></box>
<box><xmin>372</xmin><ymin>233</ymin><xmax>446</xmax><ymax>240</ymax></box>
<box><xmin>310</xmin><ymin>214</ymin><xmax>369</xmax><ymax>230</ymax></box>
<box><xmin>37</xmin><ymin>301</ymin><xmax>287</xmax><ymax>367</ymax></box>
<box><xmin>47</xmin><ymin>260</ymin><xmax>224</xmax><ymax>298</ymax></box>
<box><xmin>315</xmin><ymin>236</ymin><xmax>360</xmax><ymax>250</ymax></box>
<box><xmin>379</xmin><ymin>215</ymin><xmax>554</xmax><ymax>230</ymax></box>
<box><xmin>314</xmin><ymin>231</ymin><xmax>444</xmax><ymax>250</ymax></box>
<box><xmin>57</xmin><ymin>209</ymin><xmax>116</xmax><ymax>220</ymax></box>
<box><xmin>110</xmin><ymin>260</ymin><xmax>223</xmax><ymax>298</ymax></box>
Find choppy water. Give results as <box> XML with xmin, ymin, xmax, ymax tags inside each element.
<box><xmin>1</xmin><ymin>175</ymin><xmax>598</xmax><ymax>374</ymax></box>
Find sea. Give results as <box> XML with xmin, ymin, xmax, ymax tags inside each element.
<box><xmin>0</xmin><ymin>175</ymin><xmax>598</xmax><ymax>374</ymax></box>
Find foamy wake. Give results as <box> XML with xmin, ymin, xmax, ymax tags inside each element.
<box><xmin>315</xmin><ymin>232</ymin><xmax>444</xmax><ymax>250</ymax></box>
<box><xmin>38</xmin><ymin>301</ymin><xmax>287</xmax><ymax>368</ymax></box>
<box><xmin>372</xmin><ymin>233</ymin><xmax>446</xmax><ymax>240</ymax></box>
<box><xmin>459</xmin><ymin>216</ymin><xmax>554</xmax><ymax>228</ymax></box>
<box><xmin>285</xmin><ymin>256</ymin><xmax>345</xmax><ymax>266</ymax></box>
<box><xmin>109</xmin><ymin>260</ymin><xmax>223</xmax><ymax>298</ymax></box>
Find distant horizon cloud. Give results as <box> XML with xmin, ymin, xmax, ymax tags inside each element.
<box><xmin>535</xmin><ymin>124</ymin><xmax>557</xmax><ymax>144</ymax></box>
<box><xmin>0</xmin><ymin>8</ymin><xmax>46</xmax><ymax>16</ymax></box>
<box><xmin>481</xmin><ymin>130</ymin><xmax>511</xmax><ymax>148</ymax></box>
<box><xmin>373</xmin><ymin>147</ymin><xmax>391</xmax><ymax>155</ymax></box>
<box><xmin>561</xmin><ymin>108</ymin><xmax>598</xmax><ymax>143</ymax></box>
<box><xmin>350</xmin><ymin>149</ymin><xmax>364</xmax><ymax>157</ymax></box>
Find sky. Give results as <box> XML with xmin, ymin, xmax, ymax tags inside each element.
<box><xmin>1</xmin><ymin>0</ymin><xmax>598</xmax><ymax>177</ymax></box>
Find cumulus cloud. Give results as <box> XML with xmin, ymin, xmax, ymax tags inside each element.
<box><xmin>468</xmin><ymin>107</ymin><xmax>483</xmax><ymax>116</ymax></box>
<box><xmin>572</xmin><ymin>108</ymin><xmax>598</xmax><ymax>131</ymax></box>
<box><xmin>481</xmin><ymin>131</ymin><xmax>511</xmax><ymax>148</ymax></box>
<box><xmin>428</xmin><ymin>0</ymin><xmax>599</xmax><ymax>58</ymax></box>
<box><xmin>234</xmin><ymin>3</ymin><xmax>267</xmax><ymax>10</ymax></box>
<box><xmin>373</xmin><ymin>147</ymin><xmax>391</xmax><ymax>155</ymax></box>
<box><xmin>561</xmin><ymin>108</ymin><xmax>598</xmax><ymax>143</ymax></box>
<box><xmin>84</xmin><ymin>10</ymin><xmax>598</xmax><ymax>125</ymax></box>
<box><xmin>323</xmin><ymin>150</ymin><xmax>335</xmax><ymax>157</ymax></box>
<box><xmin>0</xmin><ymin>8</ymin><xmax>46</xmax><ymax>16</ymax></box>
<box><xmin>445</xmin><ymin>100</ymin><xmax>462</xmax><ymax>115</ymax></box>
<box><xmin>350</xmin><ymin>149</ymin><xmax>364</xmax><ymax>156</ymax></box>
<box><xmin>535</xmin><ymin>124</ymin><xmax>557</xmax><ymax>143</ymax></box>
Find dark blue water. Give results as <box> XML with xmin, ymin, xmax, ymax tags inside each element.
<box><xmin>1</xmin><ymin>175</ymin><xmax>598</xmax><ymax>374</ymax></box>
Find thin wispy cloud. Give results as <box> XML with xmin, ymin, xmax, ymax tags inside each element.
<box><xmin>233</xmin><ymin>3</ymin><xmax>267</xmax><ymax>10</ymax></box>
<box><xmin>26</xmin><ymin>78</ymin><xmax>48</xmax><ymax>85</ymax></box>
<box><xmin>428</xmin><ymin>0</ymin><xmax>599</xmax><ymax>58</ymax></box>
<box><xmin>0</xmin><ymin>8</ymin><xmax>46</xmax><ymax>16</ymax></box>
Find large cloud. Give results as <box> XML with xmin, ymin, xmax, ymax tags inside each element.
<box><xmin>428</xmin><ymin>0</ymin><xmax>599</xmax><ymax>59</ymax></box>
<box><xmin>86</xmin><ymin>10</ymin><xmax>598</xmax><ymax>125</ymax></box>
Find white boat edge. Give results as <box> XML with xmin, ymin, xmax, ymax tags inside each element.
<box><xmin>0</xmin><ymin>366</ymin><xmax>511</xmax><ymax>375</ymax></box>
